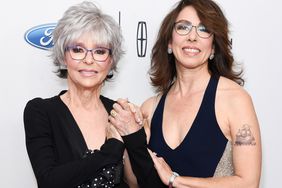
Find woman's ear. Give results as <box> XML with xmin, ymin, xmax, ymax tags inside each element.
<box><xmin>167</xmin><ymin>42</ymin><xmax>173</xmax><ymax>54</ymax></box>
<box><xmin>212</xmin><ymin>44</ymin><xmax>215</xmax><ymax>55</ymax></box>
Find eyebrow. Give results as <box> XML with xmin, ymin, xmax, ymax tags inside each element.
<box><xmin>68</xmin><ymin>43</ymin><xmax>110</xmax><ymax>49</ymax></box>
<box><xmin>175</xmin><ymin>19</ymin><xmax>203</xmax><ymax>25</ymax></box>
<box><xmin>68</xmin><ymin>42</ymin><xmax>85</xmax><ymax>47</ymax></box>
<box><xmin>176</xmin><ymin>19</ymin><xmax>191</xmax><ymax>23</ymax></box>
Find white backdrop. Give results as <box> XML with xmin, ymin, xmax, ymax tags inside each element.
<box><xmin>0</xmin><ymin>0</ymin><xmax>281</xmax><ymax>187</ymax></box>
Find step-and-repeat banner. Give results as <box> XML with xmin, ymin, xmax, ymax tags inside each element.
<box><xmin>0</xmin><ymin>0</ymin><xmax>281</xmax><ymax>187</ymax></box>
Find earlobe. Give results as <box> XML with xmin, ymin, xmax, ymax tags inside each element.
<box><xmin>167</xmin><ymin>44</ymin><xmax>173</xmax><ymax>54</ymax></box>
<box><xmin>108</xmin><ymin>59</ymin><xmax>114</xmax><ymax>66</ymax></box>
<box><xmin>209</xmin><ymin>53</ymin><xmax>214</xmax><ymax>60</ymax></box>
<box><xmin>209</xmin><ymin>46</ymin><xmax>215</xmax><ymax>60</ymax></box>
<box><xmin>167</xmin><ymin>48</ymin><xmax>173</xmax><ymax>54</ymax></box>
<box><xmin>107</xmin><ymin>69</ymin><xmax>114</xmax><ymax>79</ymax></box>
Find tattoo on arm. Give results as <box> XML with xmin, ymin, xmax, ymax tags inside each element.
<box><xmin>234</xmin><ymin>124</ymin><xmax>256</xmax><ymax>146</ymax></box>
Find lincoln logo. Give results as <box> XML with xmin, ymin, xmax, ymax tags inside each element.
<box><xmin>136</xmin><ymin>21</ymin><xmax>147</xmax><ymax>57</ymax></box>
<box><xmin>24</xmin><ymin>24</ymin><xmax>56</xmax><ymax>50</ymax></box>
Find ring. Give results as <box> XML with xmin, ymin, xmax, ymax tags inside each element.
<box><xmin>137</xmin><ymin>120</ymin><xmax>143</xmax><ymax>126</ymax></box>
<box><xmin>110</xmin><ymin>110</ymin><xmax>117</xmax><ymax>117</ymax></box>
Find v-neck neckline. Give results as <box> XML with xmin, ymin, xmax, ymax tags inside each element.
<box><xmin>56</xmin><ymin>90</ymin><xmax>109</xmax><ymax>155</ymax></box>
<box><xmin>160</xmin><ymin>76</ymin><xmax>213</xmax><ymax>151</ymax></box>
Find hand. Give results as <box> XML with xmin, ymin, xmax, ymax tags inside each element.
<box><xmin>126</xmin><ymin>100</ymin><xmax>143</xmax><ymax>126</ymax></box>
<box><xmin>148</xmin><ymin>149</ymin><xmax>173</xmax><ymax>186</ymax></box>
<box><xmin>106</xmin><ymin>123</ymin><xmax>123</xmax><ymax>143</ymax></box>
<box><xmin>109</xmin><ymin>98</ymin><xmax>143</xmax><ymax>136</ymax></box>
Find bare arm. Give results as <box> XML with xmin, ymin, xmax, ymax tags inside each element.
<box><xmin>149</xmin><ymin>89</ymin><xmax>262</xmax><ymax>188</ymax></box>
<box><xmin>109</xmin><ymin>97</ymin><xmax>165</xmax><ymax>188</ymax></box>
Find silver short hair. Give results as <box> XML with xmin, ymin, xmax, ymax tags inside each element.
<box><xmin>51</xmin><ymin>1</ymin><xmax>124</xmax><ymax>78</ymax></box>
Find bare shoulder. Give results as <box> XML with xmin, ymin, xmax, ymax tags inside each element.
<box><xmin>217</xmin><ymin>77</ymin><xmax>256</xmax><ymax>123</ymax></box>
<box><xmin>217</xmin><ymin>78</ymin><xmax>261</xmax><ymax>184</ymax></box>
<box><xmin>141</xmin><ymin>95</ymin><xmax>161</xmax><ymax>118</ymax></box>
<box><xmin>217</xmin><ymin>77</ymin><xmax>252</xmax><ymax>107</ymax></box>
<box><xmin>140</xmin><ymin>95</ymin><xmax>162</xmax><ymax>140</ymax></box>
<box><xmin>217</xmin><ymin>77</ymin><xmax>260</xmax><ymax>143</ymax></box>
<box><xmin>141</xmin><ymin>94</ymin><xmax>162</xmax><ymax>131</ymax></box>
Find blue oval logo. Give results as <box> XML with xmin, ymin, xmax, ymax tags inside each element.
<box><xmin>24</xmin><ymin>23</ymin><xmax>56</xmax><ymax>50</ymax></box>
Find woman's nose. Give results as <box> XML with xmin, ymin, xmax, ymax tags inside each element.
<box><xmin>187</xmin><ymin>26</ymin><xmax>197</xmax><ymax>41</ymax></box>
<box><xmin>83</xmin><ymin>51</ymin><xmax>94</xmax><ymax>64</ymax></box>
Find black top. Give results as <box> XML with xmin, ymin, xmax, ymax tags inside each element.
<box><xmin>149</xmin><ymin>75</ymin><xmax>227</xmax><ymax>177</ymax></box>
<box><xmin>24</xmin><ymin>91</ymin><xmax>128</xmax><ymax>188</ymax></box>
<box><xmin>123</xmin><ymin>75</ymin><xmax>227</xmax><ymax>188</ymax></box>
<box><xmin>123</xmin><ymin>129</ymin><xmax>165</xmax><ymax>188</ymax></box>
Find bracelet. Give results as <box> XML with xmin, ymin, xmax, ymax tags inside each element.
<box><xmin>168</xmin><ymin>171</ymin><xmax>179</xmax><ymax>188</ymax></box>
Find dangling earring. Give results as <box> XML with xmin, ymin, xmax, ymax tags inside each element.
<box><xmin>209</xmin><ymin>53</ymin><xmax>214</xmax><ymax>60</ymax></box>
<box><xmin>167</xmin><ymin>48</ymin><xmax>172</xmax><ymax>54</ymax></box>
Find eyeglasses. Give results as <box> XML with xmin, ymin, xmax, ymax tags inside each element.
<box><xmin>65</xmin><ymin>45</ymin><xmax>112</xmax><ymax>62</ymax></box>
<box><xmin>174</xmin><ymin>20</ymin><xmax>212</xmax><ymax>39</ymax></box>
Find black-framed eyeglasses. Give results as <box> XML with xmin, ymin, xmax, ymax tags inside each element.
<box><xmin>174</xmin><ymin>20</ymin><xmax>212</xmax><ymax>39</ymax></box>
<box><xmin>65</xmin><ymin>45</ymin><xmax>112</xmax><ymax>62</ymax></box>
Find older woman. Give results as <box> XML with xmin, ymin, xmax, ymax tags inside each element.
<box><xmin>109</xmin><ymin>0</ymin><xmax>262</xmax><ymax>188</ymax></box>
<box><xmin>23</xmin><ymin>1</ymin><xmax>131</xmax><ymax>188</ymax></box>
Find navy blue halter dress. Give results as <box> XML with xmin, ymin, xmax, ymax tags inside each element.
<box><xmin>148</xmin><ymin>76</ymin><xmax>230</xmax><ymax>177</ymax></box>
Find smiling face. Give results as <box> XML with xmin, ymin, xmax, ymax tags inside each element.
<box><xmin>169</xmin><ymin>6</ymin><xmax>214</xmax><ymax>71</ymax></box>
<box><xmin>64</xmin><ymin>32</ymin><xmax>112</xmax><ymax>90</ymax></box>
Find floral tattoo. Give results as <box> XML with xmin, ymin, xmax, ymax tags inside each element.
<box><xmin>234</xmin><ymin>124</ymin><xmax>256</xmax><ymax>146</ymax></box>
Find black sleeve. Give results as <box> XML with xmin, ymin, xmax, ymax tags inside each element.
<box><xmin>122</xmin><ymin>128</ymin><xmax>166</xmax><ymax>188</ymax></box>
<box><xmin>24</xmin><ymin>99</ymin><xmax>125</xmax><ymax>188</ymax></box>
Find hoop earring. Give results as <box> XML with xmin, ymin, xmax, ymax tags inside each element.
<box><xmin>167</xmin><ymin>48</ymin><xmax>173</xmax><ymax>54</ymax></box>
<box><xmin>209</xmin><ymin>53</ymin><xmax>214</xmax><ymax>60</ymax></box>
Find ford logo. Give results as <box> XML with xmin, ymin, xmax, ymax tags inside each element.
<box><xmin>24</xmin><ymin>24</ymin><xmax>56</xmax><ymax>50</ymax></box>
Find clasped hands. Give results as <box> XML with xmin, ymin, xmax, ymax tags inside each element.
<box><xmin>109</xmin><ymin>98</ymin><xmax>143</xmax><ymax>136</ymax></box>
<box><xmin>108</xmin><ymin>99</ymin><xmax>177</xmax><ymax>187</ymax></box>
